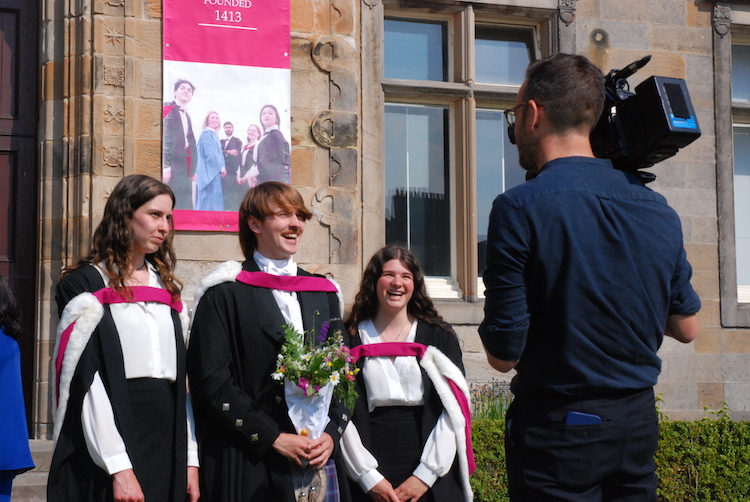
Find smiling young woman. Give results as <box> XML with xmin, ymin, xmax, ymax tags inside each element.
<box><xmin>341</xmin><ymin>245</ymin><xmax>472</xmax><ymax>502</ymax></box>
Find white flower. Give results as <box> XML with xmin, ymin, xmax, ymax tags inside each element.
<box><xmin>330</xmin><ymin>372</ymin><xmax>340</xmax><ymax>386</ymax></box>
<box><xmin>302</xmin><ymin>353</ymin><xmax>312</xmax><ymax>361</ymax></box>
<box><xmin>271</xmin><ymin>371</ymin><xmax>284</xmax><ymax>381</ymax></box>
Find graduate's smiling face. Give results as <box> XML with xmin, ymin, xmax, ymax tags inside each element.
<box><xmin>248</xmin><ymin>204</ymin><xmax>305</xmax><ymax>260</ymax></box>
<box><xmin>376</xmin><ymin>259</ymin><xmax>415</xmax><ymax>314</ymax></box>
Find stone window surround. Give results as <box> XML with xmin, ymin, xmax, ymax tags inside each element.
<box><xmin>361</xmin><ymin>0</ymin><xmax>560</xmax><ymax>305</ymax></box>
<box><xmin>715</xmin><ymin>2</ymin><xmax>750</xmax><ymax>327</ymax></box>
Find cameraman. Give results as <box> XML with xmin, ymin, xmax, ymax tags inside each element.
<box><xmin>479</xmin><ymin>53</ymin><xmax>700</xmax><ymax>501</ymax></box>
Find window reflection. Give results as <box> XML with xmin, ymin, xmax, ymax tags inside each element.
<box><xmin>475</xmin><ymin>26</ymin><xmax>535</xmax><ymax>86</ymax></box>
<box><xmin>385</xmin><ymin>104</ymin><xmax>450</xmax><ymax>276</ymax></box>
<box><xmin>733</xmin><ymin>125</ymin><xmax>750</xmax><ymax>288</ymax></box>
<box><xmin>384</xmin><ymin>19</ymin><xmax>447</xmax><ymax>81</ymax></box>
<box><xmin>732</xmin><ymin>44</ymin><xmax>750</xmax><ymax>102</ymax></box>
<box><xmin>476</xmin><ymin>109</ymin><xmax>525</xmax><ymax>277</ymax></box>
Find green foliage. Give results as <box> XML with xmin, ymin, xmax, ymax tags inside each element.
<box><xmin>470</xmin><ymin>406</ymin><xmax>750</xmax><ymax>502</ymax></box>
<box><xmin>655</xmin><ymin>405</ymin><xmax>750</xmax><ymax>502</ymax></box>
<box><xmin>470</xmin><ymin>419</ymin><xmax>509</xmax><ymax>502</ymax></box>
<box><xmin>273</xmin><ymin>322</ymin><xmax>359</xmax><ymax>410</ymax></box>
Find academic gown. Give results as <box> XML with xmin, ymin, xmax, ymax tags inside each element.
<box><xmin>187</xmin><ymin>259</ymin><xmax>353</xmax><ymax>502</ymax></box>
<box><xmin>348</xmin><ymin>321</ymin><xmax>467</xmax><ymax>502</ymax></box>
<box><xmin>195</xmin><ymin>128</ymin><xmax>225</xmax><ymax>211</ymax></box>
<box><xmin>47</xmin><ymin>265</ymin><xmax>189</xmax><ymax>502</ymax></box>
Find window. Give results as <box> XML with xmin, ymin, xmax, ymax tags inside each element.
<box><xmin>732</xmin><ymin>42</ymin><xmax>750</xmax><ymax>303</ymax></box>
<box><xmin>714</xmin><ymin>11</ymin><xmax>750</xmax><ymax>326</ymax></box>
<box><xmin>379</xmin><ymin>4</ymin><xmax>553</xmax><ymax>300</ymax></box>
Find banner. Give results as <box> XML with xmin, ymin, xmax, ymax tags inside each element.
<box><xmin>162</xmin><ymin>0</ymin><xmax>291</xmax><ymax>231</ymax></box>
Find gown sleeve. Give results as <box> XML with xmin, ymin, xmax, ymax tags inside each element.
<box><xmin>80</xmin><ymin>372</ymin><xmax>132</xmax><ymax>475</ymax></box>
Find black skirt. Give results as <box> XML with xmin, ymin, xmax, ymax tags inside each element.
<box><xmin>126</xmin><ymin>378</ymin><xmax>177</xmax><ymax>501</ymax></box>
<box><xmin>368</xmin><ymin>406</ymin><xmax>435</xmax><ymax>502</ymax></box>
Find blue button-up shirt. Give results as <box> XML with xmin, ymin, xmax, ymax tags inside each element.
<box><xmin>479</xmin><ymin>157</ymin><xmax>701</xmax><ymax>398</ymax></box>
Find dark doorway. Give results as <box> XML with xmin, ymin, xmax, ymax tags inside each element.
<box><xmin>0</xmin><ymin>0</ymin><xmax>39</xmax><ymax>435</ymax></box>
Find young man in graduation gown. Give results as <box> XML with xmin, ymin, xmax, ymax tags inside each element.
<box><xmin>187</xmin><ymin>181</ymin><xmax>352</xmax><ymax>502</ymax></box>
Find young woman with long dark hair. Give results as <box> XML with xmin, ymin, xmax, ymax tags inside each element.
<box><xmin>48</xmin><ymin>175</ymin><xmax>199</xmax><ymax>502</ymax></box>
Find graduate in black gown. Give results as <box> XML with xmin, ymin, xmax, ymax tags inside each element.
<box><xmin>48</xmin><ymin>175</ymin><xmax>199</xmax><ymax>502</ymax></box>
<box><xmin>187</xmin><ymin>181</ymin><xmax>352</xmax><ymax>502</ymax></box>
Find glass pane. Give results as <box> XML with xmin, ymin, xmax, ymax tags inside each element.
<box><xmin>476</xmin><ymin>109</ymin><xmax>526</xmax><ymax>277</ymax></box>
<box><xmin>385</xmin><ymin>104</ymin><xmax>450</xmax><ymax>276</ymax></box>
<box><xmin>384</xmin><ymin>19</ymin><xmax>446</xmax><ymax>81</ymax></box>
<box><xmin>475</xmin><ymin>26</ymin><xmax>534</xmax><ymax>85</ymax></box>
<box><xmin>734</xmin><ymin>124</ymin><xmax>750</xmax><ymax>287</ymax></box>
<box><xmin>732</xmin><ymin>44</ymin><xmax>750</xmax><ymax>102</ymax></box>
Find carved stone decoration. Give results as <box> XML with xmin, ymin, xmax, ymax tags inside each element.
<box><xmin>559</xmin><ymin>0</ymin><xmax>577</xmax><ymax>26</ymax></box>
<box><xmin>311</xmin><ymin>35</ymin><xmax>358</xmax><ymax>74</ymax></box>
<box><xmin>104</xmin><ymin>105</ymin><xmax>125</xmax><ymax>123</ymax></box>
<box><xmin>330</xmin><ymin>71</ymin><xmax>358</xmax><ymax>111</ymax></box>
<box><xmin>103</xmin><ymin>147</ymin><xmax>124</xmax><ymax>168</ymax></box>
<box><xmin>331</xmin><ymin>0</ymin><xmax>354</xmax><ymax>36</ymax></box>
<box><xmin>103</xmin><ymin>65</ymin><xmax>125</xmax><ymax>86</ymax></box>
<box><xmin>714</xmin><ymin>3</ymin><xmax>731</xmax><ymax>38</ymax></box>
<box><xmin>106</xmin><ymin>0</ymin><xmax>125</xmax><ymax>6</ymax></box>
<box><xmin>363</xmin><ymin>0</ymin><xmax>380</xmax><ymax>8</ymax></box>
<box><xmin>330</xmin><ymin>149</ymin><xmax>357</xmax><ymax>188</ymax></box>
<box><xmin>311</xmin><ymin>111</ymin><xmax>358</xmax><ymax>149</ymax></box>
<box><xmin>310</xmin><ymin>187</ymin><xmax>358</xmax><ymax>264</ymax></box>
<box><xmin>105</xmin><ymin>26</ymin><xmax>125</xmax><ymax>45</ymax></box>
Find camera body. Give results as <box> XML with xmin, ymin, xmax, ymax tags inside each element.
<box><xmin>590</xmin><ymin>56</ymin><xmax>701</xmax><ymax>182</ymax></box>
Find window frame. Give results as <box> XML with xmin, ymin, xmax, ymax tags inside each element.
<box><xmin>715</xmin><ymin>8</ymin><xmax>750</xmax><ymax>326</ymax></box>
<box><xmin>366</xmin><ymin>0</ymin><xmax>556</xmax><ymax>301</ymax></box>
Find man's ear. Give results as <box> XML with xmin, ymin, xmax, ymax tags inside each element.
<box><xmin>247</xmin><ymin>215</ymin><xmax>262</xmax><ymax>234</ymax></box>
<box><xmin>527</xmin><ymin>99</ymin><xmax>544</xmax><ymax>130</ymax></box>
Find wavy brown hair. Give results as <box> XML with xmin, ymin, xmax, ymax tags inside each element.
<box><xmin>60</xmin><ymin>175</ymin><xmax>181</xmax><ymax>300</ymax></box>
<box><xmin>345</xmin><ymin>245</ymin><xmax>451</xmax><ymax>337</ymax></box>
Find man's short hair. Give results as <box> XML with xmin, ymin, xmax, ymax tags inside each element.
<box><xmin>522</xmin><ymin>53</ymin><xmax>604</xmax><ymax>135</ymax></box>
<box><xmin>224</xmin><ymin>122</ymin><xmax>233</xmax><ymax>127</ymax></box>
<box><xmin>238</xmin><ymin>182</ymin><xmax>313</xmax><ymax>259</ymax></box>
<box><xmin>173</xmin><ymin>79</ymin><xmax>195</xmax><ymax>93</ymax></box>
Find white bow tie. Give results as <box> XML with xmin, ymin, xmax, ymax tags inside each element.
<box><xmin>267</xmin><ymin>260</ymin><xmax>296</xmax><ymax>277</ymax></box>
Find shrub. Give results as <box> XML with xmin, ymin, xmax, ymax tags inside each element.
<box><xmin>469</xmin><ymin>408</ymin><xmax>750</xmax><ymax>501</ymax></box>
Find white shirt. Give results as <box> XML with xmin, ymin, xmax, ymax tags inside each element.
<box><xmin>80</xmin><ymin>263</ymin><xmax>199</xmax><ymax>474</ymax></box>
<box><xmin>253</xmin><ymin>251</ymin><xmax>304</xmax><ymax>334</ymax></box>
<box><xmin>340</xmin><ymin>320</ymin><xmax>458</xmax><ymax>492</ymax></box>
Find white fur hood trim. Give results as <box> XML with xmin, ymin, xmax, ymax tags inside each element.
<box><xmin>191</xmin><ymin>260</ymin><xmax>243</xmax><ymax>326</ymax></box>
<box><xmin>52</xmin><ymin>292</ymin><xmax>104</xmax><ymax>444</ymax></box>
<box><xmin>420</xmin><ymin>346</ymin><xmax>474</xmax><ymax>502</ymax></box>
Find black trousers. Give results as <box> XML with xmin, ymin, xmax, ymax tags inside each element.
<box><xmin>505</xmin><ymin>388</ymin><xmax>659</xmax><ymax>502</ymax></box>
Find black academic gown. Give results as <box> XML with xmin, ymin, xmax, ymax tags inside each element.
<box><xmin>48</xmin><ymin>265</ymin><xmax>188</xmax><ymax>502</ymax></box>
<box><xmin>348</xmin><ymin>321</ymin><xmax>466</xmax><ymax>502</ymax></box>
<box><xmin>187</xmin><ymin>259</ymin><xmax>352</xmax><ymax>502</ymax></box>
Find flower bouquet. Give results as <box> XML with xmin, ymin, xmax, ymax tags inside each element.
<box><xmin>272</xmin><ymin>321</ymin><xmax>359</xmax><ymax>439</ymax></box>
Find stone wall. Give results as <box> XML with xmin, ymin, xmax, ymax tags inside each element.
<box><xmin>34</xmin><ymin>0</ymin><xmax>750</xmax><ymax>440</ymax></box>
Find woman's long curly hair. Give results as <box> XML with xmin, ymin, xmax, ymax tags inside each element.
<box><xmin>60</xmin><ymin>175</ymin><xmax>182</xmax><ymax>299</ymax></box>
<box><xmin>0</xmin><ymin>275</ymin><xmax>21</xmax><ymax>339</ymax></box>
<box><xmin>345</xmin><ymin>245</ymin><xmax>449</xmax><ymax>337</ymax></box>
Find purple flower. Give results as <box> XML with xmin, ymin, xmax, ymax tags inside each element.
<box><xmin>298</xmin><ymin>377</ymin><xmax>310</xmax><ymax>397</ymax></box>
<box><xmin>317</xmin><ymin>322</ymin><xmax>330</xmax><ymax>343</ymax></box>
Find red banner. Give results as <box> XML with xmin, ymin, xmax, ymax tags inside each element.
<box><xmin>164</xmin><ymin>0</ymin><xmax>290</xmax><ymax>69</ymax></box>
<box><xmin>162</xmin><ymin>0</ymin><xmax>291</xmax><ymax>231</ymax></box>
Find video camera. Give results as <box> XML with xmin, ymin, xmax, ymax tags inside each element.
<box><xmin>590</xmin><ymin>55</ymin><xmax>701</xmax><ymax>182</ymax></box>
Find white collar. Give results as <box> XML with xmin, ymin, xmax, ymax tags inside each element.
<box><xmin>253</xmin><ymin>250</ymin><xmax>297</xmax><ymax>276</ymax></box>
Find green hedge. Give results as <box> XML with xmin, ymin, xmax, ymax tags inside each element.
<box><xmin>470</xmin><ymin>414</ymin><xmax>750</xmax><ymax>502</ymax></box>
